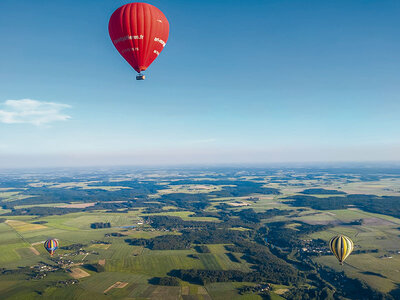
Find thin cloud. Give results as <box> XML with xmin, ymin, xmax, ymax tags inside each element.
<box><xmin>0</xmin><ymin>99</ymin><xmax>71</xmax><ymax>126</ymax></box>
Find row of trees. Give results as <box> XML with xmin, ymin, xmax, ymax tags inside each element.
<box><xmin>6</xmin><ymin>207</ymin><xmax>80</xmax><ymax>216</ymax></box>
<box><xmin>125</xmin><ymin>227</ymin><xmax>250</xmax><ymax>250</ymax></box>
<box><xmin>194</xmin><ymin>245</ymin><xmax>210</xmax><ymax>253</ymax></box>
<box><xmin>90</xmin><ymin>222</ymin><xmax>111</xmax><ymax>229</ymax></box>
<box><xmin>300</xmin><ymin>188</ymin><xmax>346</xmax><ymax>195</ymax></box>
<box><xmin>285</xmin><ymin>194</ymin><xmax>400</xmax><ymax>219</ymax></box>
<box><xmin>149</xmin><ymin>277</ymin><xmax>180</xmax><ymax>286</ymax></box>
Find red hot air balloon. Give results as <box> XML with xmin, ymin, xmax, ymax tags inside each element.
<box><xmin>108</xmin><ymin>3</ymin><xmax>170</xmax><ymax>80</ymax></box>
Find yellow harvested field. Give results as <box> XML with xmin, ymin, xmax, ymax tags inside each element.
<box><xmin>90</xmin><ymin>244</ymin><xmax>111</xmax><ymax>250</ymax></box>
<box><xmin>104</xmin><ymin>282</ymin><xmax>128</xmax><ymax>293</ymax></box>
<box><xmin>228</xmin><ymin>201</ymin><xmax>251</xmax><ymax>207</ymax></box>
<box><xmin>181</xmin><ymin>286</ymin><xmax>189</xmax><ymax>295</ymax></box>
<box><xmin>29</xmin><ymin>247</ymin><xmax>40</xmax><ymax>255</ymax></box>
<box><xmin>98</xmin><ymin>259</ymin><xmax>106</xmax><ymax>266</ymax></box>
<box><xmin>59</xmin><ymin>202</ymin><xmax>96</xmax><ymax>208</ymax></box>
<box><xmin>5</xmin><ymin>220</ymin><xmax>47</xmax><ymax>232</ymax></box>
<box><xmin>158</xmin><ymin>184</ymin><xmax>231</xmax><ymax>195</ymax></box>
<box><xmin>29</xmin><ymin>181</ymin><xmax>131</xmax><ymax>191</ymax></box>
<box><xmin>274</xmin><ymin>288</ymin><xmax>289</xmax><ymax>295</ymax></box>
<box><xmin>69</xmin><ymin>268</ymin><xmax>90</xmax><ymax>279</ymax></box>
<box><xmin>197</xmin><ymin>287</ymin><xmax>208</xmax><ymax>295</ymax></box>
<box><xmin>31</xmin><ymin>241</ymin><xmax>45</xmax><ymax>246</ymax></box>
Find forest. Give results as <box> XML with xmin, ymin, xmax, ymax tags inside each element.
<box><xmin>285</xmin><ymin>194</ymin><xmax>400</xmax><ymax>218</ymax></box>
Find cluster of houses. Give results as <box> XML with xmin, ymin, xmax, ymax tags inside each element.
<box><xmin>300</xmin><ymin>239</ymin><xmax>330</xmax><ymax>256</ymax></box>
<box><xmin>239</xmin><ymin>283</ymin><xmax>271</xmax><ymax>295</ymax></box>
<box><xmin>254</xmin><ymin>283</ymin><xmax>272</xmax><ymax>293</ymax></box>
<box><xmin>29</xmin><ymin>263</ymin><xmax>61</xmax><ymax>280</ymax></box>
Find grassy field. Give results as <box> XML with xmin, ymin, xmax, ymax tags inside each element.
<box><xmin>104</xmin><ymin>241</ymin><xmax>252</xmax><ymax>277</ymax></box>
<box><xmin>106</xmin><ymin>248</ymin><xmax>204</xmax><ymax>275</ymax></box>
<box><xmin>0</xmin><ymin>191</ymin><xmax>33</xmax><ymax>203</ymax></box>
<box><xmin>126</xmin><ymin>230</ymin><xmax>181</xmax><ymax>239</ymax></box>
<box><xmin>303</xmin><ymin>207</ymin><xmax>400</xmax><ymax>294</ymax></box>
<box><xmin>339</xmin><ymin>178</ymin><xmax>400</xmax><ymax>196</ymax></box>
<box><xmin>205</xmin><ymin>282</ymin><xmax>262</xmax><ymax>300</ymax></box>
<box><xmin>5</xmin><ymin>220</ymin><xmax>47</xmax><ymax>232</ymax></box>
<box><xmin>141</xmin><ymin>210</ymin><xmax>221</xmax><ymax>222</ymax></box>
<box><xmin>157</xmin><ymin>184</ymin><xmax>227</xmax><ymax>195</ymax></box>
<box><xmin>13</xmin><ymin>203</ymin><xmax>70</xmax><ymax>209</ymax></box>
<box><xmin>80</xmin><ymin>272</ymin><xmax>150</xmax><ymax>294</ymax></box>
<box><xmin>0</xmin><ymin>223</ymin><xmax>32</xmax><ymax>265</ymax></box>
<box><xmin>29</xmin><ymin>181</ymin><xmax>132</xmax><ymax>191</ymax></box>
<box><xmin>1</xmin><ymin>209</ymin><xmax>252</xmax><ymax>299</ymax></box>
<box><xmin>1</xmin><ymin>172</ymin><xmax>400</xmax><ymax>299</ymax></box>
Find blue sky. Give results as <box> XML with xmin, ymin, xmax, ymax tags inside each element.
<box><xmin>0</xmin><ymin>0</ymin><xmax>399</xmax><ymax>167</ymax></box>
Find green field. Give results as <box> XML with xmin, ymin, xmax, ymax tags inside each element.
<box><xmin>141</xmin><ymin>210</ymin><xmax>221</xmax><ymax>222</ymax></box>
<box><xmin>302</xmin><ymin>207</ymin><xmax>400</xmax><ymax>293</ymax></box>
<box><xmin>0</xmin><ymin>208</ymin><xmax>256</xmax><ymax>299</ymax></box>
<box><xmin>1</xmin><ymin>169</ymin><xmax>400</xmax><ymax>299</ymax></box>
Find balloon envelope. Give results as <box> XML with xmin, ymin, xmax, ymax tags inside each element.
<box><xmin>44</xmin><ymin>239</ymin><xmax>59</xmax><ymax>256</ymax></box>
<box><xmin>329</xmin><ymin>235</ymin><xmax>353</xmax><ymax>264</ymax></box>
<box><xmin>108</xmin><ymin>2</ymin><xmax>169</xmax><ymax>73</ymax></box>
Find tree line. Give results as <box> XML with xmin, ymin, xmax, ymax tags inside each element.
<box><xmin>285</xmin><ymin>194</ymin><xmax>400</xmax><ymax>219</ymax></box>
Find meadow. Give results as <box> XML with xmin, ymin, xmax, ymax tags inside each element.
<box><xmin>0</xmin><ymin>168</ymin><xmax>399</xmax><ymax>299</ymax></box>
<box><xmin>300</xmin><ymin>206</ymin><xmax>400</xmax><ymax>293</ymax></box>
<box><xmin>0</xmin><ymin>207</ymin><xmax>259</xmax><ymax>299</ymax></box>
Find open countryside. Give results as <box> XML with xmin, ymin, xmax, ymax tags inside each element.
<box><xmin>0</xmin><ymin>166</ymin><xmax>399</xmax><ymax>299</ymax></box>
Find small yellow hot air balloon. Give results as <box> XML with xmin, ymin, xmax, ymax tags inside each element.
<box><xmin>329</xmin><ymin>235</ymin><xmax>353</xmax><ymax>265</ymax></box>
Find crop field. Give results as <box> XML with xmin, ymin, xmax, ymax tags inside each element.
<box><xmin>54</xmin><ymin>212</ymin><xmax>140</xmax><ymax>230</ymax></box>
<box><xmin>0</xmin><ymin>198</ymin><xmax>398</xmax><ymax>298</ymax></box>
<box><xmin>0</xmin><ymin>270</ymin><xmax>73</xmax><ymax>298</ymax></box>
<box><xmin>5</xmin><ymin>220</ymin><xmax>47</xmax><ymax>232</ymax></box>
<box><xmin>105</xmin><ymin>246</ymin><xmax>252</xmax><ymax>276</ymax></box>
<box><xmin>0</xmin><ymin>191</ymin><xmax>22</xmax><ymax>199</ymax></box>
<box><xmin>204</xmin><ymin>244</ymin><xmax>252</xmax><ymax>271</ymax></box>
<box><xmin>306</xmin><ymin>207</ymin><xmax>400</xmax><ymax>294</ymax></box>
<box><xmin>28</xmin><ymin>211</ymin><xmax>142</xmax><ymax>232</ymax></box>
<box><xmin>157</xmin><ymin>184</ymin><xmax>227</xmax><ymax>195</ymax></box>
<box><xmin>29</xmin><ymin>180</ymin><xmax>133</xmax><ymax>191</ymax></box>
<box><xmin>141</xmin><ymin>210</ymin><xmax>220</xmax><ymax>222</ymax></box>
<box><xmin>80</xmin><ymin>272</ymin><xmax>149</xmax><ymax>293</ymax></box>
<box><xmin>205</xmin><ymin>282</ymin><xmax>262</xmax><ymax>300</ymax></box>
<box><xmin>339</xmin><ymin>178</ymin><xmax>400</xmax><ymax>196</ymax></box>
<box><xmin>14</xmin><ymin>203</ymin><xmax>70</xmax><ymax>209</ymax></box>
<box><xmin>251</xmin><ymin>197</ymin><xmax>293</xmax><ymax>212</ymax></box>
<box><xmin>126</xmin><ymin>230</ymin><xmax>181</xmax><ymax>239</ymax></box>
<box><xmin>106</xmin><ymin>249</ymin><xmax>205</xmax><ymax>275</ymax></box>
<box><xmin>1</xmin><ymin>168</ymin><xmax>400</xmax><ymax>299</ymax></box>
<box><xmin>0</xmin><ymin>210</ymin><xmax>148</xmax><ymax>269</ymax></box>
<box><xmin>314</xmin><ymin>254</ymin><xmax>400</xmax><ymax>293</ymax></box>
<box><xmin>181</xmin><ymin>284</ymin><xmax>213</xmax><ymax>299</ymax></box>
<box><xmin>90</xmin><ymin>244</ymin><xmax>111</xmax><ymax>250</ymax></box>
<box><xmin>105</xmin><ymin>239</ymin><xmax>141</xmax><ymax>260</ymax></box>
<box><xmin>69</xmin><ymin>267</ymin><xmax>91</xmax><ymax>279</ymax></box>
<box><xmin>0</xmin><ymin>242</ymin><xmax>28</xmax><ymax>265</ymax></box>
<box><xmin>0</xmin><ymin>223</ymin><xmax>31</xmax><ymax>265</ymax></box>
<box><xmin>0</xmin><ymin>208</ymin><xmax>11</xmax><ymax>215</ymax></box>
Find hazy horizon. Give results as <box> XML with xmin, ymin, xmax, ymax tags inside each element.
<box><xmin>1</xmin><ymin>153</ymin><xmax>400</xmax><ymax>169</ymax></box>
